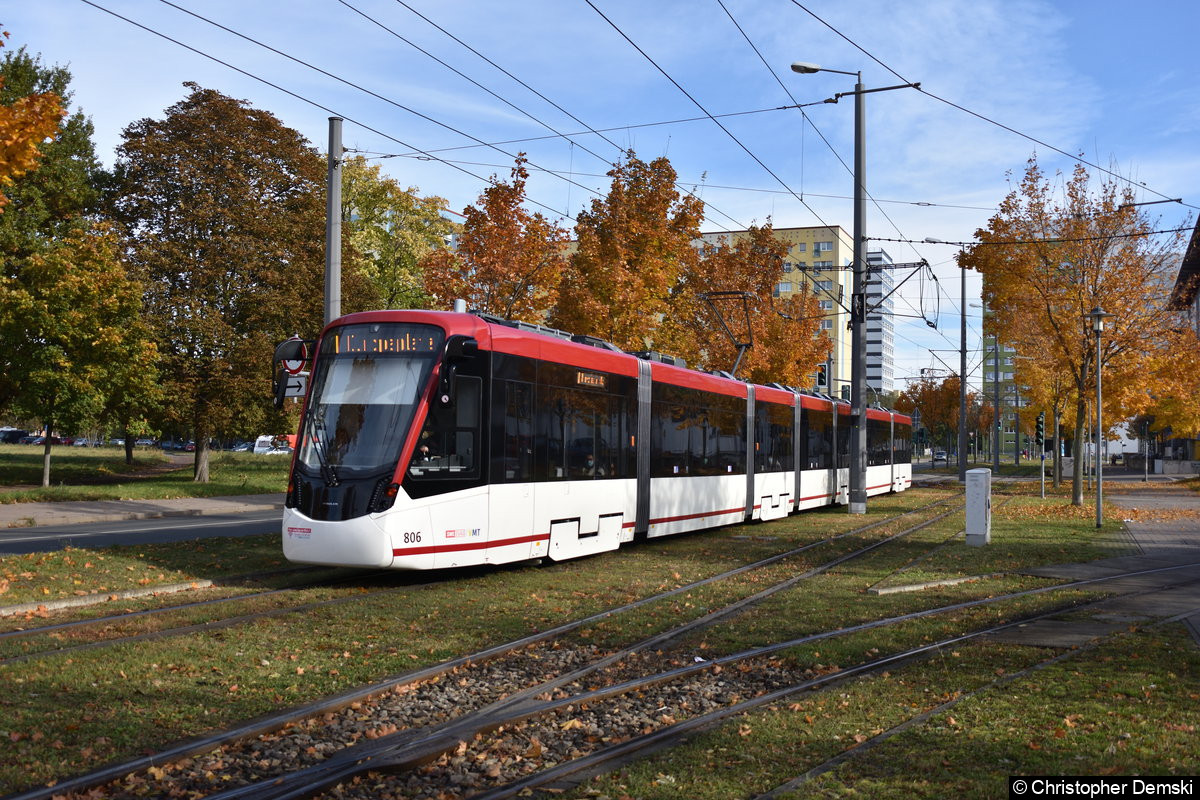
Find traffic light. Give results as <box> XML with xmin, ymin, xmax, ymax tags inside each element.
<box><xmin>815</xmin><ymin>363</ymin><xmax>828</xmax><ymax>390</ymax></box>
<box><xmin>1035</xmin><ymin>411</ymin><xmax>1045</xmax><ymax>449</ymax></box>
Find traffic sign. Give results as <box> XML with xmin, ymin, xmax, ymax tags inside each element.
<box><xmin>282</xmin><ymin>337</ymin><xmax>308</xmax><ymax>375</ymax></box>
<box><xmin>283</xmin><ymin>372</ymin><xmax>308</xmax><ymax>398</ymax></box>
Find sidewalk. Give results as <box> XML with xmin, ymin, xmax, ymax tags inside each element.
<box><xmin>0</xmin><ymin>493</ymin><xmax>285</xmax><ymax>528</ymax></box>
<box><xmin>1004</xmin><ymin>483</ymin><xmax>1200</xmax><ymax>648</ymax></box>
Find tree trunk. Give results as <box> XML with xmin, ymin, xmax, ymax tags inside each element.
<box><xmin>123</xmin><ymin>423</ymin><xmax>135</xmax><ymax>465</ymax></box>
<box><xmin>1052</xmin><ymin>410</ymin><xmax>1062</xmax><ymax>489</ymax></box>
<box><xmin>1071</xmin><ymin>397</ymin><xmax>1086</xmax><ymax>506</ymax></box>
<box><xmin>194</xmin><ymin>442</ymin><xmax>210</xmax><ymax>483</ymax></box>
<box><xmin>41</xmin><ymin>423</ymin><xmax>53</xmax><ymax>488</ymax></box>
<box><xmin>193</xmin><ymin>403</ymin><xmax>211</xmax><ymax>483</ymax></box>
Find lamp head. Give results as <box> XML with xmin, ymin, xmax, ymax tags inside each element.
<box><xmin>1086</xmin><ymin>306</ymin><xmax>1112</xmax><ymax>333</ymax></box>
<box><xmin>791</xmin><ymin>61</ymin><xmax>822</xmax><ymax>74</ymax></box>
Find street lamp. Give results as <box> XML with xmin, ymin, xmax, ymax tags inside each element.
<box><xmin>791</xmin><ymin>61</ymin><xmax>918</xmax><ymax>515</ymax></box>
<box><xmin>1086</xmin><ymin>306</ymin><xmax>1112</xmax><ymax>528</ymax></box>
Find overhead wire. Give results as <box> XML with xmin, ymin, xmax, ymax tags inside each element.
<box><xmin>788</xmin><ymin>0</ymin><xmax>1198</xmax><ymax>212</ymax></box>
<box><xmin>715</xmin><ymin>0</ymin><xmax>956</xmax><ymax>342</ymax></box>
<box><xmin>387</xmin><ymin>0</ymin><xmax>748</xmax><ymax>231</ymax></box>
<box><xmin>582</xmin><ymin>0</ymin><xmax>841</xmax><ymax>237</ymax></box>
<box><xmin>151</xmin><ymin>0</ymin><xmax>600</xmax><ymax>216</ymax></box>
<box><xmin>78</xmin><ymin>0</ymin><xmax>581</xmax><ymax>220</ymax></box>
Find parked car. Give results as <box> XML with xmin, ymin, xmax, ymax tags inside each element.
<box><xmin>229</xmin><ymin>441</ymin><xmax>254</xmax><ymax>452</ymax></box>
<box><xmin>0</xmin><ymin>429</ymin><xmax>28</xmax><ymax>444</ymax></box>
<box><xmin>135</xmin><ymin>438</ymin><xmax>155</xmax><ymax>447</ymax></box>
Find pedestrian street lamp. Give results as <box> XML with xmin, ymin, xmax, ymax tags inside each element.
<box><xmin>1086</xmin><ymin>306</ymin><xmax>1112</xmax><ymax>529</ymax></box>
<box><xmin>790</xmin><ymin>61</ymin><xmax>919</xmax><ymax>514</ymax></box>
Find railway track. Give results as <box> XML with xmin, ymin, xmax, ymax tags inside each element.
<box><xmin>44</xmin><ymin>559</ymin><xmax>1199</xmax><ymax>800</ymax></box>
<box><xmin>10</xmin><ymin>494</ymin><xmax>1095</xmax><ymax>800</ymax></box>
<box><xmin>0</xmin><ymin>496</ymin><xmax>958</xmax><ymax>668</ymax></box>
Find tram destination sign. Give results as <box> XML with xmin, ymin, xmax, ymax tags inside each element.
<box><xmin>327</xmin><ymin>327</ymin><xmax>439</xmax><ymax>355</ymax></box>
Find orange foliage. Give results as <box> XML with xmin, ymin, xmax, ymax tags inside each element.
<box><xmin>0</xmin><ymin>33</ymin><xmax>63</xmax><ymax>211</ymax></box>
<box><xmin>551</xmin><ymin>152</ymin><xmax>704</xmax><ymax>353</ymax></box>
<box><xmin>681</xmin><ymin>223</ymin><xmax>829</xmax><ymax>386</ymax></box>
<box><xmin>420</xmin><ymin>156</ymin><xmax>567</xmax><ymax>320</ymax></box>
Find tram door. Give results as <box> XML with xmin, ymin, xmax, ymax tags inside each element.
<box><xmin>489</xmin><ymin>380</ymin><xmax>540</xmax><ymax>562</ymax></box>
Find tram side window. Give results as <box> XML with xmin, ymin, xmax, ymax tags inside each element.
<box><xmin>756</xmin><ymin>402</ymin><xmax>793</xmax><ymax>473</ymax></box>
<box><xmin>502</xmin><ymin>381</ymin><xmax>534</xmax><ymax>481</ymax></box>
<box><xmin>804</xmin><ymin>408</ymin><xmax>833</xmax><ymax>469</ymax></box>
<box><xmin>837</xmin><ymin>407</ymin><xmax>851</xmax><ymax>464</ymax></box>
<box><xmin>408</xmin><ymin>376</ymin><xmax>481</xmax><ymax>479</ymax></box>
<box><xmin>893</xmin><ymin>422</ymin><xmax>912</xmax><ymax>464</ymax></box>
<box><xmin>651</xmin><ymin>387</ymin><xmax>746</xmax><ymax>478</ymax></box>
<box><xmin>537</xmin><ymin>386</ymin><xmax>630</xmax><ymax>480</ymax></box>
<box><xmin>867</xmin><ymin>416</ymin><xmax>893</xmax><ymax>466</ymax></box>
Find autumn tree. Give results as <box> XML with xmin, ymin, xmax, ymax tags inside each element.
<box><xmin>421</xmin><ymin>156</ymin><xmax>567</xmax><ymax>319</ymax></box>
<box><xmin>110</xmin><ymin>84</ymin><xmax>335</xmax><ymax>482</ymax></box>
<box><xmin>342</xmin><ymin>155</ymin><xmax>457</xmax><ymax>309</ymax></box>
<box><xmin>551</xmin><ymin>152</ymin><xmax>704</xmax><ymax>353</ymax></box>
<box><xmin>895</xmin><ymin>375</ymin><xmax>964</xmax><ymax>454</ymax></box>
<box><xmin>679</xmin><ymin>223</ymin><xmax>829</xmax><ymax>386</ymax></box>
<box><xmin>0</xmin><ymin>40</ymin><xmax>64</xmax><ymax>217</ymax></box>
<box><xmin>960</xmin><ymin>157</ymin><xmax>1188</xmax><ymax>504</ymax></box>
<box><xmin>0</xmin><ymin>223</ymin><xmax>152</xmax><ymax>485</ymax></box>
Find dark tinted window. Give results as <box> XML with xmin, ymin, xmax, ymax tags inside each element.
<box><xmin>803</xmin><ymin>407</ymin><xmax>834</xmax><ymax>470</ymax></box>
<box><xmin>651</xmin><ymin>384</ymin><xmax>746</xmax><ymax>478</ymax></box>
<box><xmin>755</xmin><ymin>401</ymin><xmax>794</xmax><ymax>473</ymax></box>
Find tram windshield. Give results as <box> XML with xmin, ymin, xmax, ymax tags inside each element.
<box><xmin>297</xmin><ymin>323</ymin><xmax>443</xmax><ymax>480</ymax></box>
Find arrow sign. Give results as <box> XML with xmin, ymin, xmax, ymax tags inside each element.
<box><xmin>284</xmin><ymin>372</ymin><xmax>308</xmax><ymax>398</ymax></box>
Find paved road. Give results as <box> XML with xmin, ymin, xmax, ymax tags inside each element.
<box><xmin>0</xmin><ymin>508</ymin><xmax>282</xmax><ymax>555</ymax></box>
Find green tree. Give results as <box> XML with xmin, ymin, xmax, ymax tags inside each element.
<box><xmin>551</xmin><ymin>152</ymin><xmax>704</xmax><ymax>353</ymax></box>
<box><xmin>0</xmin><ymin>223</ymin><xmax>150</xmax><ymax>485</ymax></box>
<box><xmin>0</xmin><ymin>46</ymin><xmax>99</xmax><ymax>411</ymax></box>
<box><xmin>421</xmin><ymin>156</ymin><xmax>568</xmax><ymax>319</ymax></box>
<box><xmin>0</xmin><ymin>46</ymin><xmax>100</xmax><ymax>258</ymax></box>
<box><xmin>110</xmin><ymin>83</ymin><xmax>335</xmax><ymax>481</ymax></box>
<box><xmin>0</xmin><ymin>41</ymin><xmax>66</xmax><ymax>218</ymax></box>
<box><xmin>342</xmin><ymin>155</ymin><xmax>456</xmax><ymax>309</ymax></box>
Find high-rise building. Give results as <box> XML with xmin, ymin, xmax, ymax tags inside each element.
<box><xmin>980</xmin><ymin>328</ymin><xmax>1025</xmax><ymax>460</ymax></box>
<box><xmin>865</xmin><ymin>249</ymin><xmax>896</xmax><ymax>396</ymax></box>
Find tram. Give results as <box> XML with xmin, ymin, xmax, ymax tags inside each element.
<box><xmin>277</xmin><ymin>310</ymin><xmax>911</xmax><ymax>570</ymax></box>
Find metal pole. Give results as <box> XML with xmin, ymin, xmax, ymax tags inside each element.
<box><xmin>324</xmin><ymin>117</ymin><xmax>343</xmax><ymax>326</ymax></box>
<box><xmin>958</xmin><ymin>257</ymin><xmax>967</xmax><ymax>483</ymax></box>
<box><xmin>993</xmin><ymin>342</ymin><xmax>1000</xmax><ymax>471</ymax></box>
<box><xmin>1143</xmin><ymin>420</ymin><xmax>1149</xmax><ymax>483</ymax></box>
<box><xmin>1095</xmin><ymin>325</ymin><xmax>1103</xmax><ymax>528</ymax></box>
<box><xmin>1014</xmin><ymin>389</ymin><xmax>1021</xmax><ymax>466</ymax></box>
<box><xmin>848</xmin><ymin>72</ymin><xmax>867</xmax><ymax>515</ymax></box>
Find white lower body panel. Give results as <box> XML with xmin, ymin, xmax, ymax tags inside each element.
<box><xmin>647</xmin><ymin>474</ymin><xmax>747</xmax><ymax>539</ymax></box>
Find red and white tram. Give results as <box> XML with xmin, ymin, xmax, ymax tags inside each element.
<box><xmin>279</xmin><ymin>310</ymin><xmax>912</xmax><ymax>570</ymax></box>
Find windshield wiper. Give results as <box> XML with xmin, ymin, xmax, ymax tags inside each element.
<box><xmin>308</xmin><ymin>408</ymin><xmax>340</xmax><ymax>487</ymax></box>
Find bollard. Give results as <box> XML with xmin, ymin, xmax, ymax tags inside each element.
<box><xmin>965</xmin><ymin>468</ymin><xmax>991</xmax><ymax>546</ymax></box>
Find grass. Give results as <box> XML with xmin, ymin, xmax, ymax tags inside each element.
<box><xmin>0</xmin><ymin>483</ymin><xmax>1190</xmax><ymax>797</ymax></box>
<box><xmin>581</xmin><ymin>629</ymin><xmax>1199</xmax><ymax>800</ymax></box>
<box><xmin>0</xmin><ymin>445</ymin><xmax>290</xmax><ymax>503</ymax></box>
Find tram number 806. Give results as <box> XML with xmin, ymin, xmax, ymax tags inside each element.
<box><xmin>402</xmin><ymin>531</ymin><xmax>423</xmax><ymax>544</ymax></box>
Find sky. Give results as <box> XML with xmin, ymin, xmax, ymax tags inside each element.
<box><xmin>6</xmin><ymin>0</ymin><xmax>1199</xmax><ymax>391</ymax></box>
